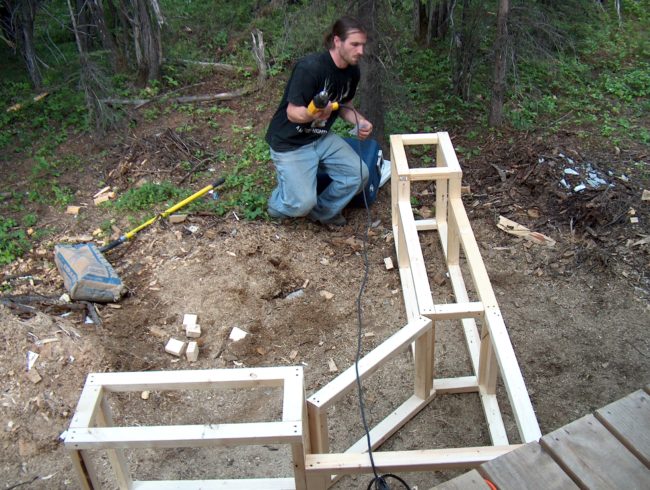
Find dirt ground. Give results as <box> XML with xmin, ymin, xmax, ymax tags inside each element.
<box><xmin>1</xmin><ymin>78</ymin><xmax>649</xmax><ymax>489</ymax></box>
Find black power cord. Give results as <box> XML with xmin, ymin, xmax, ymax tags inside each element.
<box><xmin>339</xmin><ymin>106</ymin><xmax>412</xmax><ymax>490</ymax></box>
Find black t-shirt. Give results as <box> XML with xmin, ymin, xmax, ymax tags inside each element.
<box><xmin>265</xmin><ymin>51</ymin><xmax>360</xmax><ymax>152</ymax></box>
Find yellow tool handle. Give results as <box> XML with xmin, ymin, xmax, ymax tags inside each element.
<box><xmin>307</xmin><ymin>100</ymin><xmax>339</xmax><ymax>115</ymax></box>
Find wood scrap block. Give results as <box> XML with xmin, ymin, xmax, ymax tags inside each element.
<box><xmin>165</xmin><ymin>338</ymin><xmax>186</xmax><ymax>357</ymax></box>
<box><xmin>185</xmin><ymin>323</ymin><xmax>201</xmax><ymax>338</ymax></box>
<box><xmin>94</xmin><ymin>194</ymin><xmax>111</xmax><ymax>205</ymax></box>
<box><xmin>169</xmin><ymin>214</ymin><xmax>187</xmax><ymax>224</ymax></box>
<box><xmin>384</xmin><ymin>257</ymin><xmax>394</xmax><ymax>270</ymax></box>
<box><xmin>182</xmin><ymin>314</ymin><xmax>198</xmax><ymax>327</ymax></box>
<box><xmin>66</xmin><ymin>206</ymin><xmax>81</xmax><ymax>215</ymax></box>
<box><xmin>186</xmin><ymin>341</ymin><xmax>199</xmax><ymax>362</ymax></box>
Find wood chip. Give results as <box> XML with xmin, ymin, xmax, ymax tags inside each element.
<box><xmin>497</xmin><ymin>215</ymin><xmax>556</xmax><ymax>247</ymax></box>
<box><xmin>320</xmin><ymin>290</ymin><xmax>334</xmax><ymax>300</ymax></box>
<box><xmin>26</xmin><ymin>369</ymin><xmax>42</xmax><ymax>384</ymax></box>
<box><xmin>66</xmin><ymin>206</ymin><xmax>81</xmax><ymax>215</ymax></box>
<box><xmin>384</xmin><ymin>257</ymin><xmax>394</xmax><ymax>270</ymax></box>
<box><xmin>148</xmin><ymin>326</ymin><xmax>167</xmax><ymax>338</ymax></box>
<box><xmin>527</xmin><ymin>208</ymin><xmax>540</xmax><ymax>219</ymax></box>
<box><xmin>433</xmin><ymin>272</ymin><xmax>447</xmax><ymax>286</ymax></box>
<box><xmin>328</xmin><ymin>358</ymin><xmax>338</xmax><ymax>372</ymax></box>
<box><xmin>642</xmin><ymin>189</ymin><xmax>650</xmax><ymax>201</ymax></box>
<box><xmin>93</xmin><ymin>186</ymin><xmax>111</xmax><ymax>198</ymax></box>
<box><xmin>289</xmin><ymin>350</ymin><xmax>298</xmax><ymax>360</ymax></box>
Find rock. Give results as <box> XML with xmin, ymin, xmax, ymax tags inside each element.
<box><xmin>285</xmin><ymin>289</ymin><xmax>305</xmax><ymax>300</ymax></box>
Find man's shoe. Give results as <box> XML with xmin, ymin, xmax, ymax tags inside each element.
<box><xmin>320</xmin><ymin>214</ymin><xmax>347</xmax><ymax>227</ymax></box>
<box><xmin>267</xmin><ymin>207</ymin><xmax>287</xmax><ymax>220</ymax></box>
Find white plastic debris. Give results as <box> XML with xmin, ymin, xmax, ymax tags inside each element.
<box><xmin>26</xmin><ymin>351</ymin><xmax>39</xmax><ymax>370</ymax></box>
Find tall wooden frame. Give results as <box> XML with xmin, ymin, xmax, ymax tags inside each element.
<box><xmin>65</xmin><ymin>367</ymin><xmax>308</xmax><ymax>489</ymax></box>
<box><xmin>303</xmin><ymin>133</ymin><xmax>540</xmax><ymax>488</ymax></box>
<box><xmin>66</xmin><ymin>133</ymin><xmax>540</xmax><ymax>489</ymax></box>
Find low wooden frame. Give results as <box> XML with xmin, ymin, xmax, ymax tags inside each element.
<box><xmin>66</xmin><ymin>133</ymin><xmax>540</xmax><ymax>489</ymax></box>
<box><xmin>303</xmin><ymin>132</ymin><xmax>540</xmax><ymax>488</ymax></box>
<box><xmin>65</xmin><ymin>367</ymin><xmax>308</xmax><ymax>489</ymax></box>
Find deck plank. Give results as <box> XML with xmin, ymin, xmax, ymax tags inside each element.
<box><xmin>595</xmin><ymin>389</ymin><xmax>650</xmax><ymax>468</ymax></box>
<box><xmin>540</xmin><ymin>413</ymin><xmax>650</xmax><ymax>488</ymax></box>
<box><xmin>478</xmin><ymin>441</ymin><xmax>578</xmax><ymax>490</ymax></box>
<box><xmin>430</xmin><ymin>469</ymin><xmax>490</xmax><ymax>490</ymax></box>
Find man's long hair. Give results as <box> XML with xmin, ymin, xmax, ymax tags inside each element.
<box><xmin>324</xmin><ymin>16</ymin><xmax>366</xmax><ymax>49</ymax></box>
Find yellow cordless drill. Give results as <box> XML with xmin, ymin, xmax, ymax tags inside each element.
<box><xmin>307</xmin><ymin>90</ymin><xmax>339</xmax><ymax>114</ymax></box>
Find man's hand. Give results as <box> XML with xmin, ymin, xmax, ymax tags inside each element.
<box><xmin>357</xmin><ymin>120</ymin><xmax>373</xmax><ymax>140</ymax></box>
<box><xmin>315</xmin><ymin>102</ymin><xmax>336</xmax><ymax>121</ymax></box>
<box><xmin>287</xmin><ymin>102</ymin><xmax>335</xmax><ymax>124</ymax></box>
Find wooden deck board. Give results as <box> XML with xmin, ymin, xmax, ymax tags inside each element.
<box><xmin>595</xmin><ymin>389</ymin><xmax>650</xmax><ymax>468</ymax></box>
<box><xmin>478</xmin><ymin>441</ymin><xmax>578</xmax><ymax>490</ymax></box>
<box><xmin>431</xmin><ymin>469</ymin><xmax>490</xmax><ymax>490</ymax></box>
<box><xmin>433</xmin><ymin>388</ymin><xmax>650</xmax><ymax>490</ymax></box>
<box><xmin>540</xmin><ymin>413</ymin><xmax>650</xmax><ymax>488</ymax></box>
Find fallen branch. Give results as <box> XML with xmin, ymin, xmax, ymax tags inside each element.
<box><xmin>102</xmin><ymin>86</ymin><xmax>252</xmax><ymax>107</ymax></box>
<box><xmin>166</xmin><ymin>58</ymin><xmax>240</xmax><ymax>73</ymax></box>
<box><xmin>0</xmin><ymin>294</ymin><xmax>88</xmax><ymax>316</ymax></box>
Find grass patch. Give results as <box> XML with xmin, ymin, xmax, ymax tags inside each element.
<box><xmin>214</xmin><ymin>133</ymin><xmax>274</xmax><ymax>220</ymax></box>
<box><xmin>0</xmin><ymin>218</ymin><xmax>32</xmax><ymax>265</ymax></box>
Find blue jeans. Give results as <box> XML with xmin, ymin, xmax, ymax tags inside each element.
<box><xmin>268</xmin><ymin>133</ymin><xmax>369</xmax><ymax>222</ymax></box>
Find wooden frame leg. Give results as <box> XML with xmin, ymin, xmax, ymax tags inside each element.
<box><xmin>68</xmin><ymin>449</ymin><xmax>100</xmax><ymax>489</ymax></box>
<box><xmin>414</xmin><ymin>324</ymin><xmax>434</xmax><ymax>399</ymax></box>
<box><xmin>97</xmin><ymin>396</ymin><xmax>132</xmax><ymax>489</ymax></box>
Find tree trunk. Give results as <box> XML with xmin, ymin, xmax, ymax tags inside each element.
<box><xmin>451</xmin><ymin>0</ymin><xmax>480</xmax><ymax>101</ymax></box>
<box><xmin>425</xmin><ymin>1</ymin><xmax>451</xmax><ymax>45</ymax></box>
<box><xmin>358</xmin><ymin>0</ymin><xmax>386</xmax><ymax>150</ymax></box>
<box><xmin>107</xmin><ymin>0</ymin><xmax>134</xmax><ymax>68</ymax></box>
<box><xmin>17</xmin><ymin>0</ymin><xmax>41</xmax><ymax>89</ymax></box>
<box><xmin>75</xmin><ymin>0</ymin><xmax>91</xmax><ymax>52</ymax></box>
<box><xmin>413</xmin><ymin>0</ymin><xmax>431</xmax><ymax>42</ymax></box>
<box><xmin>132</xmin><ymin>0</ymin><xmax>163</xmax><ymax>87</ymax></box>
<box><xmin>87</xmin><ymin>0</ymin><xmax>126</xmax><ymax>72</ymax></box>
<box><xmin>488</xmin><ymin>0</ymin><xmax>509</xmax><ymax>127</ymax></box>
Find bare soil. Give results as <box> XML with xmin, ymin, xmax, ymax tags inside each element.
<box><xmin>1</xmin><ymin>76</ymin><xmax>649</xmax><ymax>489</ymax></box>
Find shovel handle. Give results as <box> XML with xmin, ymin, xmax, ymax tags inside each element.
<box><xmin>100</xmin><ymin>236</ymin><xmax>126</xmax><ymax>253</ymax></box>
<box><xmin>100</xmin><ymin>178</ymin><xmax>226</xmax><ymax>254</ymax></box>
